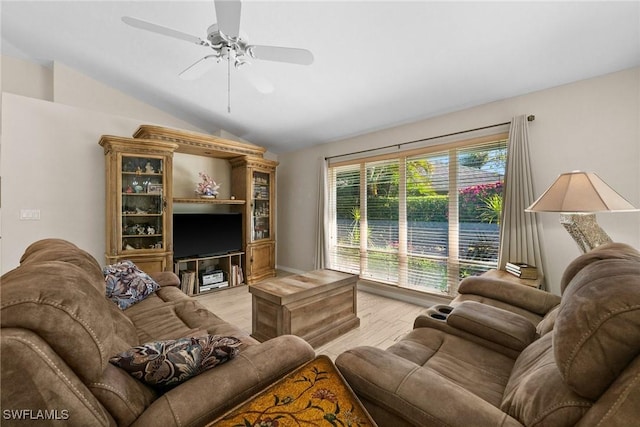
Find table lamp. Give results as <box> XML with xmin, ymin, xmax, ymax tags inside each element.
<box><xmin>526</xmin><ymin>171</ymin><xmax>639</xmax><ymax>253</ymax></box>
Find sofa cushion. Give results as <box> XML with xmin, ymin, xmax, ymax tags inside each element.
<box><xmin>125</xmin><ymin>298</ymin><xmax>255</xmax><ymax>345</ymax></box>
<box><xmin>1</xmin><ymin>261</ymin><xmax>115</xmax><ymax>382</ymax></box>
<box><xmin>501</xmin><ymin>333</ymin><xmax>592</xmax><ymax>425</ymax></box>
<box><xmin>88</xmin><ymin>363</ymin><xmax>158</xmax><ymax>427</ymax></box>
<box><xmin>2</xmin><ymin>328</ymin><xmax>117</xmax><ymax>426</ymax></box>
<box><xmin>336</xmin><ymin>339</ymin><xmax>521</xmax><ymax>426</ymax></box>
<box><xmin>560</xmin><ymin>242</ymin><xmax>640</xmax><ymax>293</ymax></box>
<box><xmin>16</xmin><ymin>239</ymin><xmax>139</xmax><ymax>348</ymax></box>
<box><xmin>386</xmin><ymin>327</ymin><xmax>515</xmax><ymax>408</ymax></box>
<box><xmin>106</xmin><ymin>298</ymin><xmax>140</xmax><ymax>350</ymax></box>
<box><xmin>554</xmin><ymin>257</ymin><xmax>640</xmax><ymax>400</ymax></box>
<box><xmin>109</xmin><ymin>335</ymin><xmax>241</xmax><ymax>387</ymax></box>
<box><xmin>148</xmin><ymin>271</ymin><xmax>181</xmax><ymax>288</ymax></box>
<box><xmin>535</xmin><ymin>305</ymin><xmax>559</xmax><ymax>337</ymax></box>
<box><xmin>104</xmin><ymin>260</ymin><xmax>160</xmax><ymax>309</ymax></box>
<box><xmin>19</xmin><ymin>238</ymin><xmax>105</xmax><ymax>292</ymax></box>
<box><xmin>454</xmin><ymin>276</ymin><xmax>560</xmax><ymax>326</ymax></box>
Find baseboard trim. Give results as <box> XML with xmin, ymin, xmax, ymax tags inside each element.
<box><xmin>357</xmin><ymin>280</ymin><xmax>452</xmax><ymax>308</ymax></box>
<box><xmin>275</xmin><ymin>265</ymin><xmax>306</xmax><ymax>275</ymax></box>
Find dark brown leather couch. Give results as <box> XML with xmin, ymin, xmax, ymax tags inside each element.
<box><xmin>1</xmin><ymin>239</ymin><xmax>315</xmax><ymax>426</ymax></box>
<box><xmin>336</xmin><ymin>242</ymin><xmax>640</xmax><ymax>426</ymax></box>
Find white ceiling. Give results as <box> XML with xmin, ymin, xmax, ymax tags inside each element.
<box><xmin>2</xmin><ymin>1</ymin><xmax>639</xmax><ymax>153</ymax></box>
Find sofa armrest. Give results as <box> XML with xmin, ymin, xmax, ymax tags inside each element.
<box><xmin>446</xmin><ymin>301</ymin><xmax>536</xmax><ymax>351</ymax></box>
<box><xmin>457</xmin><ymin>276</ymin><xmax>560</xmax><ymax>316</ymax></box>
<box><xmin>148</xmin><ymin>271</ymin><xmax>180</xmax><ymax>287</ymax></box>
<box><xmin>413</xmin><ymin>303</ymin><xmax>532</xmax><ymax>358</ymax></box>
<box><xmin>335</xmin><ymin>346</ymin><xmax>523</xmax><ymax>427</ymax></box>
<box><xmin>131</xmin><ymin>335</ymin><xmax>315</xmax><ymax>427</ymax></box>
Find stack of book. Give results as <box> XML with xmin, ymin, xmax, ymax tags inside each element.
<box><xmin>506</xmin><ymin>262</ymin><xmax>538</xmax><ymax>280</ymax></box>
<box><xmin>180</xmin><ymin>270</ymin><xmax>196</xmax><ymax>295</ymax></box>
<box><xmin>230</xmin><ymin>264</ymin><xmax>244</xmax><ymax>286</ymax></box>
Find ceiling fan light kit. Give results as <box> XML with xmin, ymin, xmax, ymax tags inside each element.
<box><xmin>122</xmin><ymin>0</ymin><xmax>314</xmax><ymax>113</ymax></box>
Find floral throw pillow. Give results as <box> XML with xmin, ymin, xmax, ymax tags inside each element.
<box><xmin>103</xmin><ymin>260</ymin><xmax>160</xmax><ymax>309</ymax></box>
<box><xmin>109</xmin><ymin>335</ymin><xmax>241</xmax><ymax>387</ymax></box>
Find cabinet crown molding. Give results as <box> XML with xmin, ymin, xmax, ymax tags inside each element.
<box><xmin>133</xmin><ymin>125</ymin><xmax>266</xmax><ymax>159</ymax></box>
<box><xmin>99</xmin><ymin>135</ymin><xmax>179</xmax><ymax>155</ymax></box>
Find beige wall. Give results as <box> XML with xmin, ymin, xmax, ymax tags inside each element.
<box><xmin>0</xmin><ymin>57</ymin><xmax>249</xmax><ymax>272</ymax></box>
<box><xmin>277</xmin><ymin>67</ymin><xmax>640</xmax><ymax>295</ymax></box>
<box><xmin>1</xmin><ymin>94</ymin><xmax>140</xmax><ymax>270</ymax></box>
<box><xmin>52</xmin><ymin>62</ymin><xmax>207</xmax><ymax>132</ymax></box>
<box><xmin>1</xmin><ymin>56</ymin><xmax>53</xmax><ymax>101</ymax></box>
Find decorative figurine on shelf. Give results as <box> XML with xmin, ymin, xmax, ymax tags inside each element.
<box><xmin>132</xmin><ymin>179</ymin><xmax>144</xmax><ymax>193</ymax></box>
<box><xmin>145</xmin><ymin>162</ymin><xmax>155</xmax><ymax>174</ymax></box>
<box><xmin>195</xmin><ymin>171</ymin><xmax>221</xmax><ymax>198</ymax></box>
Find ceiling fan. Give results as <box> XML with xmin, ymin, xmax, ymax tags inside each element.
<box><xmin>122</xmin><ymin>0</ymin><xmax>314</xmax><ymax>110</ymax></box>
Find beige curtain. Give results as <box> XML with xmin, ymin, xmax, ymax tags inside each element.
<box><xmin>314</xmin><ymin>158</ymin><xmax>330</xmax><ymax>269</ymax></box>
<box><xmin>498</xmin><ymin>115</ymin><xmax>545</xmax><ymax>287</ymax></box>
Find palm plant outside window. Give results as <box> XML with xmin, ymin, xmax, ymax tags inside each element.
<box><xmin>328</xmin><ymin>136</ymin><xmax>507</xmax><ymax>295</ymax></box>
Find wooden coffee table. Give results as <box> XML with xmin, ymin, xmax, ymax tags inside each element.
<box><xmin>249</xmin><ymin>269</ymin><xmax>360</xmax><ymax>347</ymax></box>
<box><xmin>209</xmin><ymin>355</ymin><xmax>376</xmax><ymax>426</ymax></box>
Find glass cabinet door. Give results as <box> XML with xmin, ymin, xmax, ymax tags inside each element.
<box><xmin>252</xmin><ymin>171</ymin><xmax>270</xmax><ymax>241</ymax></box>
<box><xmin>121</xmin><ymin>156</ymin><xmax>165</xmax><ymax>251</ymax></box>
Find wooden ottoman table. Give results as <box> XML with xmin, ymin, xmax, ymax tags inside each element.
<box><xmin>249</xmin><ymin>269</ymin><xmax>360</xmax><ymax>347</ymax></box>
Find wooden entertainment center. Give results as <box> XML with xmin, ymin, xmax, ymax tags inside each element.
<box><xmin>99</xmin><ymin>125</ymin><xmax>278</xmax><ymax>289</ymax></box>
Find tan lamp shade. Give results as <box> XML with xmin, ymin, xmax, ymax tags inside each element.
<box><xmin>526</xmin><ymin>171</ymin><xmax>638</xmax><ymax>213</ymax></box>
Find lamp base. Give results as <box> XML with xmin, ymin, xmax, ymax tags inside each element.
<box><xmin>560</xmin><ymin>213</ymin><xmax>612</xmax><ymax>253</ymax></box>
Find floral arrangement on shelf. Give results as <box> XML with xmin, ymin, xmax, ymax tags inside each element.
<box><xmin>195</xmin><ymin>172</ymin><xmax>221</xmax><ymax>198</ymax></box>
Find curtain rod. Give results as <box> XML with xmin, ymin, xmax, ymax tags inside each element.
<box><xmin>325</xmin><ymin>114</ymin><xmax>535</xmax><ymax>161</ymax></box>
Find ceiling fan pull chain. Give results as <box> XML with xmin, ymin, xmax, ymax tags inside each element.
<box><xmin>227</xmin><ymin>53</ymin><xmax>231</xmax><ymax>113</ymax></box>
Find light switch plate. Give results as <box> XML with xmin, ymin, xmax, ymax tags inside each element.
<box><xmin>20</xmin><ymin>209</ymin><xmax>41</xmax><ymax>220</ymax></box>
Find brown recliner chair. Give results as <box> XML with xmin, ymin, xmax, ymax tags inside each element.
<box><xmin>336</xmin><ymin>243</ymin><xmax>640</xmax><ymax>426</ymax></box>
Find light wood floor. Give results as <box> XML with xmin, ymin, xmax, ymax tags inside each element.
<box><xmin>194</xmin><ymin>279</ymin><xmax>431</xmax><ymax>360</ymax></box>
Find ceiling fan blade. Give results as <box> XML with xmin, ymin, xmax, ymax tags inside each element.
<box><xmin>122</xmin><ymin>16</ymin><xmax>205</xmax><ymax>45</ymax></box>
<box><xmin>179</xmin><ymin>55</ymin><xmax>218</xmax><ymax>80</ymax></box>
<box><xmin>249</xmin><ymin>45</ymin><xmax>314</xmax><ymax>65</ymax></box>
<box><xmin>240</xmin><ymin>67</ymin><xmax>275</xmax><ymax>94</ymax></box>
<box><xmin>214</xmin><ymin>0</ymin><xmax>241</xmax><ymax>39</ymax></box>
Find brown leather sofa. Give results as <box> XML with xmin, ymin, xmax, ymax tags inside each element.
<box><xmin>1</xmin><ymin>239</ymin><xmax>315</xmax><ymax>426</ymax></box>
<box><xmin>336</xmin><ymin>242</ymin><xmax>640</xmax><ymax>426</ymax></box>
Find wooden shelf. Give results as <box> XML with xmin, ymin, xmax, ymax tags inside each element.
<box><xmin>175</xmin><ymin>252</ymin><xmax>245</xmax><ymax>295</ymax></box>
<box><xmin>173</xmin><ymin>197</ymin><xmax>246</xmax><ymax>205</ymax></box>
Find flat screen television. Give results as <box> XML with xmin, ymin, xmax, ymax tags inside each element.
<box><xmin>173</xmin><ymin>213</ymin><xmax>243</xmax><ymax>259</ymax></box>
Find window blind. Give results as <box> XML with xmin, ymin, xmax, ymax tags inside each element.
<box><xmin>328</xmin><ymin>135</ymin><xmax>507</xmax><ymax>295</ymax></box>
<box><xmin>328</xmin><ymin>164</ymin><xmax>361</xmax><ymax>274</ymax></box>
<box><xmin>363</xmin><ymin>159</ymin><xmax>399</xmax><ymax>283</ymax></box>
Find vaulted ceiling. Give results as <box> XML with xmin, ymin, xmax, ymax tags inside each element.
<box><xmin>3</xmin><ymin>1</ymin><xmax>639</xmax><ymax>153</ymax></box>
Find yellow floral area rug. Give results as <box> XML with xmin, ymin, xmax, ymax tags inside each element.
<box><xmin>210</xmin><ymin>355</ymin><xmax>376</xmax><ymax>426</ymax></box>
